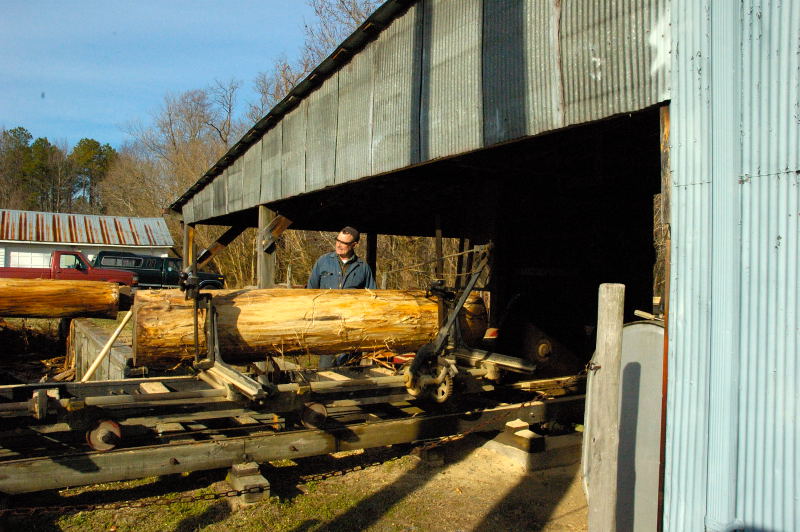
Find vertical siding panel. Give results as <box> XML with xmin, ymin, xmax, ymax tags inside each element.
<box><xmin>281</xmin><ymin>101</ymin><xmax>308</xmax><ymax>198</ymax></box>
<box><xmin>560</xmin><ymin>0</ymin><xmax>669</xmax><ymax>125</ymax></box>
<box><xmin>260</xmin><ymin>124</ymin><xmax>283</xmax><ymax>203</ymax></box>
<box><xmin>736</xmin><ymin>1</ymin><xmax>800</xmax><ymax>530</ymax></box>
<box><xmin>372</xmin><ymin>3</ymin><xmax>419</xmax><ymax>174</ymax></box>
<box><xmin>525</xmin><ymin>0</ymin><xmax>561</xmax><ymax>135</ymax></box>
<box><xmin>306</xmin><ymin>74</ymin><xmax>339</xmax><ymax>190</ymax></box>
<box><xmin>421</xmin><ymin>0</ymin><xmax>483</xmax><ymax>160</ymax></box>
<box><xmin>225</xmin><ymin>158</ymin><xmax>243</xmax><ymax>214</ymax></box>
<box><xmin>336</xmin><ymin>48</ymin><xmax>373</xmax><ymax>184</ymax></box>
<box><xmin>482</xmin><ymin>1</ymin><xmax>527</xmax><ymax>145</ymax></box>
<box><xmin>666</xmin><ymin>0</ymin><xmax>712</xmax><ymax>528</ymax></box>
<box><xmin>242</xmin><ymin>139</ymin><xmax>262</xmax><ymax>210</ymax></box>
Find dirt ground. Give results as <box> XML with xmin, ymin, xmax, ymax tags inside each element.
<box><xmin>3</xmin><ymin>436</ymin><xmax>587</xmax><ymax>532</ymax></box>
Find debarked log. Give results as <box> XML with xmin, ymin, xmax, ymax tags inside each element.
<box><xmin>0</xmin><ymin>279</ymin><xmax>120</xmax><ymax>319</ymax></box>
<box><xmin>133</xmin><ymin>289</ymin><xmax>488</xmax><ymax>367</ymax></box>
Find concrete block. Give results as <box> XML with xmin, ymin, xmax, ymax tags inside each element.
<box><xmin>482</xmin><ymin>432</ymin><xmax>583</xmax><ymax>472</ymax></box>
<box><xmin>226</xmin><ymin>462</ymin><xmax>270</xmax><ymax>505</ymax></box>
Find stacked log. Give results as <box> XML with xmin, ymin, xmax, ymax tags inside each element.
<box><xmin>0</xmin><ymin>279</ymin><xmax>119</xmax><ymax>319</ymax></box>
<box><xmin>132</xmin><ymin>288</ymin><xmax>488</xmax><ymax>367</ymax></box>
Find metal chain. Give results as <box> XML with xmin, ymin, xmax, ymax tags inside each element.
<box><xmin>0</xmin><ymin>486</ymin><xmax>266</xmax><ymax>517</ymax></box>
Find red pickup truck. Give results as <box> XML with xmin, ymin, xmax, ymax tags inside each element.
<box><xmin>0</xmin><ymin>250</ymin><xmax>138</xmax><ymax>286</ymax></box>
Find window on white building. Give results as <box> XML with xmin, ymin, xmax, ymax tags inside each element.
<box><xmin>9</xmin><ymin>251</ymin><xmax>51</xmax><ymax>268</ymax></box>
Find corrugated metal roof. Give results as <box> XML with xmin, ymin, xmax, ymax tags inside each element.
<box><xmin>172</xmin><ymin>0</ymin><xmax>670</xmax><ymax>224</ymax></box>
<box><xmin>0</xmin><ymin>210</ymin><xmax>174</xmax><ymax>247</ymax></box>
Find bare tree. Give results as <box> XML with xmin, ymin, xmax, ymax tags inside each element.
<box><xmin>303</xmin><ymin>0</ymin><xmax>381</xmax><ymax>64</ymax></box>
<box><xmin>247</xmin><ymin>0</ymin><xmax>380</xmax><ymax>121</ymax></box>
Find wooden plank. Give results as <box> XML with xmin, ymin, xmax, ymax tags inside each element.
<box><xmin>139</xmin><ymin>382</ymin><xmax>170</xmax><ymax>394</ymax></box>
<box><xmin>585</xmin><ymin>283</ymin><xmax>625</xmax><ymax>532</ymax></box>
<box><xmin>0</xmin><ymin>398</ymin><xmax>577</xmax><ymax>494</ymax></box>
<box><xmin>316</xmin><ymin>371</ymin><xmax>350</xmax><ymax>382</ymax></box>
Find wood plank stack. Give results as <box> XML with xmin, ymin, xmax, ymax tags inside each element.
<box><xmin>133</xmin><ymin>288</ymin><xmax>488</xmax><ymax>367</ymax></box>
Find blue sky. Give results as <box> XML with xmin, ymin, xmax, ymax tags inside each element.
<box><xmin>0</xmin><ymin>1</ymin><xmax>315</xmax><ymax>149</ymax></box>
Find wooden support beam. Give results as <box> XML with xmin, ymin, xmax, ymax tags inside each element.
<box><xmin>183</xmin><ymin>223</ymin><xmax>195</xmax><ymax>268</ymax></box>
<box><xmin>366</xmin><ymin>232</ymin><xmax>377</xmax><ymax>281</ymax></box>
<box><xmin>257</xmin><ymin>206</ymin><xmax>276</xmax><ymax>288</ymax></box>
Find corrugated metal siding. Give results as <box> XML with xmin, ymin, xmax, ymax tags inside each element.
<box><xmin>666</xmin><ymin>0</ymin><xmax>712</xmax><ymax>528</ymax></box>
<box><xmin>260</xmin><ymin>124</ymin><xmax>283</xmax><ymax>203</ymax></box>
<box><xmin>306</xmin><ymin>73</ymin><xmax>339</xmax><ymax>190</ymax></box>
<box><xmin>371</xmin><ymin>2</ymin><xmax>420</xmax><ymax>174</ymax></box>
<box><xmin>281</xmin><ymin>100</ymin><xmax>308</xmax><ymax>197</ymax></box>
<box><xmin>668</xmin><ymin>1</ymin><xmax>800</xmax><ymax>531</ymax></box>
<box><xmin>560</xmin><ymin>0</ymin><xmax>669</xmax><ymax>125</ymax></box>
<box><xmin>0</xmin><ymin>210</ymin><xmax>173</xmax><ymax>247</ymax></box>
<box><xmin>225</xmin><ymin>158</ymin><xmax>244</xmax><ymax>215</ymax></box>
<box><xmin>182</xmin><ymin>200</ymin><xmax>194</xmax><ymax>225</ymax></box>
<box><xmin>242</xmin><ymin>139</ymin><xmax>262</xmax><ymax>209</ymax></box>
<box><xmin>336</xmin><ymin>47</ymin><xmax>374</xmax><ymax>184</ymax></box>
<box><xmin>736</xmin><ymin>1</ymin><xmax>800</xmax><ymax>530</ymax></box>
<box><xmin>212</xmin><ymin>167</ymin><xmax>228</xmax><ymax>217</ymax></box>
<box><xmin>482</xmin><ymin>1</ymin><xmax>528</xmax><ymax>145</ymax></box>
<box><xmin>421</xmin><ymin>0</ymin><xmax>483</xmax><ymax>160</ymax></box>
<box><xmin>525</xmin><ymin>0</ymin><xmax>563</xmax><ymax>134</ymax></box>
<box><xmin>175</xmin><ymin>0</ymin><xmax>669</xmax><ymax>222</ymax></box>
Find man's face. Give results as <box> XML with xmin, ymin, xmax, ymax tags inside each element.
<box><xmin>334</xmin><ymin>231</ymin><xmax>357</xmax><ymax>258</ymax></box>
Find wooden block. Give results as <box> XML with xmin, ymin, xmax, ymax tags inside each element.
<box><xmin>139</xmin><ymin>382</ymin><xmax>170</xmax><ymax>394</ymax></box>
<box><xmin>234</xmin><ymin>415</ymin><xmax>260</xmax><ymax>426</ymax></box>
<box><xmin>155</xmin><ymin>422</ymin><xmax>184</xmax><ymax>434</ymax></box>
<box><xmin>504</xmin><ymin>418</ymin><xmax>529</xmax><ymax>432</ymax></box>
<box><xmin>316</xmin><ymin>371</ymin><xmax>350</xmax><ymax>381</ymax></box>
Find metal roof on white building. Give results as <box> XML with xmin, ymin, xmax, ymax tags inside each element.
<box><xmin>0</xmin><ymin>209</ymin><xmax>174</xmax><ymax>248</ymax></box>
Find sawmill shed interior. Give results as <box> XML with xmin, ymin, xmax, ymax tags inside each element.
<box><xmin>169</xmin><ymin>0</ymin><xmax>670</xmax><ymax>372</ymax></box>
<box><xmin>189</xmin><ymin>106</ymin><xmax>663</xmax><ymax>371</ymax></box>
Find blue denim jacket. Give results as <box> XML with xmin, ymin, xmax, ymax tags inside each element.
<box><xmin>306</xmin><ymin>252</ymin><xmax>376</xmax><ymax>289</ymax></box>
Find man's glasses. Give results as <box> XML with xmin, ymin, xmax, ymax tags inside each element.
<box><xmin>335</xmin><ymin>238</ymin><xmax>356</xmax><ymax>246</ymax></box>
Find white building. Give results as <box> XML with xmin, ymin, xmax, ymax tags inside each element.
<box><xmin>0</xmin><ymin>209</ymin><xmax>175</xmax><ymax>267</ymax></box>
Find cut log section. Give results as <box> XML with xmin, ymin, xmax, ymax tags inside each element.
<box><xmin>0</xmin><ymin>279</ymin><xmax>120</xmax><ymax>319</ymax></box>
<box><xmin>133</xmin><ymin>289</ymin><xmax>488</xmax><ymax>367</ymax></box>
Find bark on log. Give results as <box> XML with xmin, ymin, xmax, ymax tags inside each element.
<box><xmin>133</xmin><ymin>288</ymin><xmax>488</xmax><ymax>367</ymax></box>
<box><xmin>0</xmin><ymin>279</ymin><xmax>119</xmax><ymax>319</ymax></box>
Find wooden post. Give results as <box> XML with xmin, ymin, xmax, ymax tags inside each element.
<box><xmin>366</xmin><ymin>232</ymin><xmax>377</xmax><ymax>281</ymax></box>
<box><xmin>434</xmin><ymin>214</ymin><xmax>444</xmax><ymax>282</ymax></box>
<box><xmin>587</xmin><ymin>283</ymin><xmax>625</xmax><ymax>532</ymax></box>
<box><xmin>454</xmin><ymin>238</ymin><xmax>466</xmax><ymax>291</ymax></box>
<box><xmin>183</xmin><ymin>223</ymin><xmax>195</xmax><ymax>267</ymax></box>
<box><xmin>257</xmin><ymin>205</ymin><xmax>276</xmax><ymax>288</ymax></box>
<box><xmin>657</xmin><ymin>103</ymin><xmax>671</xmax><ymax>532</ymax></box>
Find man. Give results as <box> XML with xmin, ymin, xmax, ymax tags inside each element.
<box><xmin>307</xmin><ymin>226</ymin><xmax>376</xmax><ymax>289</ymax></box>
<box><xmin>307</xmin><ymin>226</ymin><xmax>376</xmax><ymax>368</ymax></box>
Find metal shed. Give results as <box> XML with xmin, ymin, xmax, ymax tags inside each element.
<box><xmin>169</xmin><ymin>1</ymin><xmax>799</xmax><ymax>530</ymax></box>
<box><xmin>0</xmin><ymin>209</ymin><xmax>174</xmax><ymax>266</ymax></box>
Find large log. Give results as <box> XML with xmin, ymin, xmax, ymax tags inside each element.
<box><xmin>0</xmin><ymin>279</ymin><xmax>120</xmax><ymax>319</ymax></box>
<box><xmin>133</xmin><ymin>288</ymin><xmax>488</xmax><ymax>367</ymax></box>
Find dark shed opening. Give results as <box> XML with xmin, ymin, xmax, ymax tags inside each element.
<box><xmin>199</xmin><ymin>107</ymin><xmax>662</xmax><ymax>373</ymax></box>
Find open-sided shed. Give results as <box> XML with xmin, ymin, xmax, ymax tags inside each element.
<box><xmin>169</xmin><ymin>1</ymin><xmax>799</xmax><ymax>530</ymax></box>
